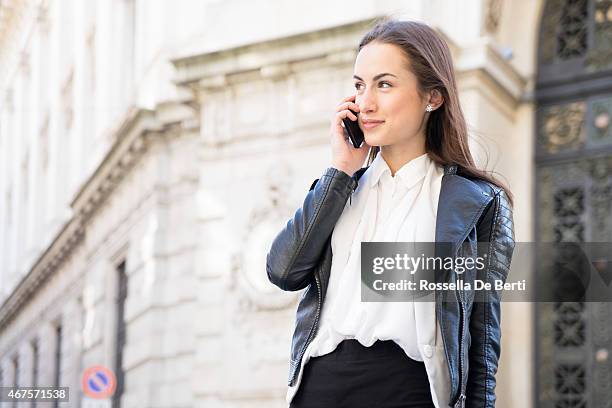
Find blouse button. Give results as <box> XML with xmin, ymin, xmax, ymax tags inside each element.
<box><xmin>423</xmin><ymin>344</ymin><xmax>433</xmax><ymax>358</ymax></box>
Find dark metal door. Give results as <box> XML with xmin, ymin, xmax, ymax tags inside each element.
<box><xmin>536</xmin><ymin>1</ymin><xmax>612</xmax><ymax>407</ymax></box>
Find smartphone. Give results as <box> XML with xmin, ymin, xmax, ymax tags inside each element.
<box><xmin>342</xmin><ymin>107</ymin><xmax>365</xmax><ymax>148</ymax></box>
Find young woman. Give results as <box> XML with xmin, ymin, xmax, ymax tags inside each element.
<box><xmin>266</xmin><ymin>18</ymin><xmax>515</xmax><ymax>408</ymax></box>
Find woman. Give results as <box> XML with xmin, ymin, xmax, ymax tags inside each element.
<box><xmin>266</xmin><ymin>18</ymin><xmax>515</xmax><ymax>408</ymax></box>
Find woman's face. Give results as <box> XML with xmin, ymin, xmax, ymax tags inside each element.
<box><xmin>353</xmin><ymin>42</ymin><xmax>429</xmax><ymax>151</ymax></box>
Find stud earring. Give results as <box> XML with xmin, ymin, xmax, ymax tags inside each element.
<box><xmin>426</xmin><ymin>104</ymin><xmax>433</xmax><ymax>112</ymax></box>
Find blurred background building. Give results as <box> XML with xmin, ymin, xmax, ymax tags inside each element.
<box><xmin>0</xmin><ymin>0</ymin><xmax>611</xmax><ymax>407</ymax></box>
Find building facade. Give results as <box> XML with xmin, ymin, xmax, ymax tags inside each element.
<box><xmin>0</xmin><ymin>0</ymin><xmax>610</xmax><ymax>407</ymax></box>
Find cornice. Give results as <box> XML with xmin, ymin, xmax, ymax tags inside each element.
<box><xmin>0</xmin><ymin>100</ymin><xmax>198</xmax><ymax>332</ymax></box>
<box><xmin>171</xmin><ymin>20</ymin><xmax>526</xmax><ymax>121</ymax></box>
<box><xmin>0</xmin><ymin>216</ymin><xmax>84</xmax><ymax>332</ymax></box>
<box><xmin>170</xmin><ymin>18</ymin><xmax>379</xmax><ymax>89</ymax></box>
<box><xmin>71</xmin><ymin>108</ymin><xmax>159</xmax><ymax>222</ymax></box>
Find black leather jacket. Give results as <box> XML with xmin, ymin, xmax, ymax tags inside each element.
<box><xmin>266</xmin><ymin>164</ymin><xmax>515</xmax><ymax>408</ymax></box>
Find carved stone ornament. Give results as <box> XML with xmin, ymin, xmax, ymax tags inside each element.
<box><xmin>485</xmin><ymin>0</ymin><xmax>504</xmax><ymax>34</ymax></box>
<box><xmin>230</xmin><ymin>161</ymin><xmax>300</xmax><ymax>310</ymax></box>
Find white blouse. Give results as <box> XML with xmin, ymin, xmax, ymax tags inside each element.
<box><xmin>286</xmin><ymin>151</ymin><xmax>451</xmax><ymax>408</ymax></box>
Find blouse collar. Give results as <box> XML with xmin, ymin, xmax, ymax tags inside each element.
<box><xmin>368</xmin><ymin>150</ymin><xmax>431</xmax><ymax>190</ymax></box>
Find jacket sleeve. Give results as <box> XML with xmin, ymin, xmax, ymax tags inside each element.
<box><xmin>466</xmin><ymin>189</ymin><xmax>515</xmax><ymax>408</ymax></box>
<box><xmin>266</xmin><ymin>167</ymin><xmax>357</xmax><ymax>291</ymax></box>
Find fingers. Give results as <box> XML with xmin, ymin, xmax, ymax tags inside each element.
<box><xmin>341</xmin><ymin>94</ymin><xmax>356</xmax><ymax>102</ymax></box>
<box><xmin>336</xmin><ymin>109</ymin><xmax>358</xmax><ymax>122</ymax></box>
<box><xmin>336</xmin><ymin>101</ymin><xmax>360</xmax><ymax>113</ymax></box>
<box><xmin>334</xmin><ymin>97</ymin><xmax>360</xmax><ymax>124</ymax></box>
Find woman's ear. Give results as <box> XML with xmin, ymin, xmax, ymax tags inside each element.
<box><xmin>428</xmin><ymin>89</ymin><xmax>444</xmax><ymax>110</ymax></box>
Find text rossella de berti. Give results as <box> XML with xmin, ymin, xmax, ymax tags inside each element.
<box><xmin>369</xmin><ymin>253</ymin><xmax>526</xmax><ymax>292</ymax></box>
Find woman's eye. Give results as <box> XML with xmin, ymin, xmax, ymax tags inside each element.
<box><xmin>354</xmin><ymin>82</ymin><xmax>391</xmax><ymax>90</ymax></box>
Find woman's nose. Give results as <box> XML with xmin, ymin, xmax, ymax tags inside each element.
<box><xmin>357</xmin><ymin>91</ymin><xmax>377</xmax><ymax>113</ymax></box>
<box><xmin>358</xmin><ymin>100</ymin><xmax>376</xmax><ymax>114</ymax></box>
<box><xmin>359</xmin><ymin>103</ymin><xmax>377</xmax><ymax>114</ymax></box>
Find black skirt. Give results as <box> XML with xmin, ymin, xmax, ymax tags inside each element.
<box><xmin>289</xmin><ymin>338</ymin><xmax>436</xmax><ymax>408</ymax></box>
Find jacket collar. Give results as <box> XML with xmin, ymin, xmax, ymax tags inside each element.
<box><xmin>353</xmin><ymin>163</ymin><xmax>493</xmax><ymax>246</ymax></box>
<box><xmin>435</xmin><ymin>164</ymin><xmax>493</xmax><ymax>246</ymax></box>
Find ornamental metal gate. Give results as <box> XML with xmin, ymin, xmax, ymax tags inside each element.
<box><xmin>535</xmin><ymin>0</ymin><xmax>612</xmax><ymax>407</ymax></box>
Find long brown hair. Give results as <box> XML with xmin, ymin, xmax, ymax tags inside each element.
<box><xmin>358</xmin><ymin>17</ymin><xmax>514</xmax><ymax>207</ymax></box>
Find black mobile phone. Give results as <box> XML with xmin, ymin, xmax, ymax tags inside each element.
<box><xmin>342</xmin><ymin>108</ymin><xmax>364</xmax><ymax>148</ymax></box>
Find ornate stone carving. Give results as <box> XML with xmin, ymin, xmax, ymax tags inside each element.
<box><xmin>229</xmin><ymin>161</ymin><xmax>299</xmax><ymax>311</ymax></box>
<box><xmin>539</xmin><ymin>101</ymin><xmax>586</xmax><ymax>154</ymax></box>
<box><xmin>484</xmin><ymin>0</ymin><xmax>503</xmax><ymax>34</ymax></box>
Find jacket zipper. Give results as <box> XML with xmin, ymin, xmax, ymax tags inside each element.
<box><xmin>455</xmin><ymin>393</ymin><xmax>466</xmax><ymax>408</ymax></box>
<box><xmin>435</xmin><ymin>242</ymin><xmax>468</xmax><ymax>408</ymax></box>
<box><xmin>454</xmin><ymin>241</ymin><xmax>467</xmax><ymax>408</ymax></box>
<box><xmin>291</xmin><ymin>269</ymin><xmax>322</xmax><ymax>385</ymax></box>
<box><xmin>455</xmin><ymin>291</ymin><xmax>467</xmax><ymax>408</ymax></box>
<box><xmin>452</xmin><ymin>197</ymin><xmax>493</xmax><ymax>407</ymax></box>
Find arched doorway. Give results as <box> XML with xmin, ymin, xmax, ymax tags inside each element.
<box><xmin>535</xmin><ymin>0</ymin><xmax>612</xmax><ymax>406</ymax></box>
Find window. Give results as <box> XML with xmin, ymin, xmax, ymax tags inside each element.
<box><xmin>52</xmin><ymin>324</ymin><xmax>62</xmax><ymax>408</ymax></box>
<box><xmin>13</xmin><ymin>355</ymin><xmax>19</xmax><ymax>388</ymax></box>
<box><xmin>112</xmin><ymin>261</ymin><xmax>127</xmax><ymax>408</ymax></box>
<box><xmin>32</xmin><ymin>339</ymin><xmax>39</xmax><ymax>388</ymax></box>
<box><xmin>12</xmin><ymin>354</ymin><xmax>19</xmax><ymax>408</ymax></box>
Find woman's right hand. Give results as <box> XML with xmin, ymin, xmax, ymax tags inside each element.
<box><xmin>330</xmin><ymin>94</ymin><xmax>371</xmax><ymax>177</ymax></box>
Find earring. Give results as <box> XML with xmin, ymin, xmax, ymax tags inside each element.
<box><xmin>426</xmin><ymin>104</ymin><xmax>433</xmax><ymax>112</ymax></box>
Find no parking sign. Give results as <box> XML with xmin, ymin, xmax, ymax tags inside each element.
<box><xmin>81</xmin><ymin>365</ymin><xmax>116</xmax><ymax>399</ymax></box>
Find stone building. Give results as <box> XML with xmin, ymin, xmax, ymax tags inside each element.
<box><xmin>0</xmin><ymin>0</ymin><xmax>610</xmax><ymax>407</ymax></box>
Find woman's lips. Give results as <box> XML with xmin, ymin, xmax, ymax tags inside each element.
<box><xmin>362</xmin><ymin>121</ymin><xmax>385</xmax><ymax>130</ymax></box>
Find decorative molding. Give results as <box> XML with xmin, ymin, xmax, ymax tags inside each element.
<box><xmin>171</xmin><ymin>19</ymin><xmax>526</xmax><ymax>130</ymax></box>
<box><xmin>170</xmin><ymin>18</ymin><xmax>376</xmax><ymax>88</ymax></box>
<box><xmin>484</xmin><ymin>0</ymin><xmax>504</xmax><ymax>34</ymax></box>
<box><xmin>197</xmin><ymin>74</ymin><xmax>228</xmax><ymax>91</ymax></box>
<box><xmin>171</xmin><ymin>19</ymin><xmax>378</xmax><ymax>153</ymax></box>
<box><xmin>71</xmin><ymin>108</ymin><xmax>158</xmax><ymax>222</ymax></box>
<box><xmin>260</xmin><ymin>62</ymin><xmax>291</xmax><ymax>80</ymax></box>
<box><xmin>454</xmin><ymin>36</ymin><xmax>528</xmax><ymax>119</ymax></box>
<box><xmin>0</xmin><ymin>216</ymin><xmax>84</xmax><ymax>332</ymax></box>
<box><xmin>229</xmin><ymin>161</ymin><xmax>298</xmax><ymax>311</ymax></box>
<box><xmin>0</xmin><ymin>99</ymin><xmax>199</xmax><ymax>332</ymax></box>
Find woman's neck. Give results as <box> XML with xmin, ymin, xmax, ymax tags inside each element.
<box><xmin>379</xmin><ymin>139</ymin><xmax>427</xmax><ymax>177</ymax></box>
